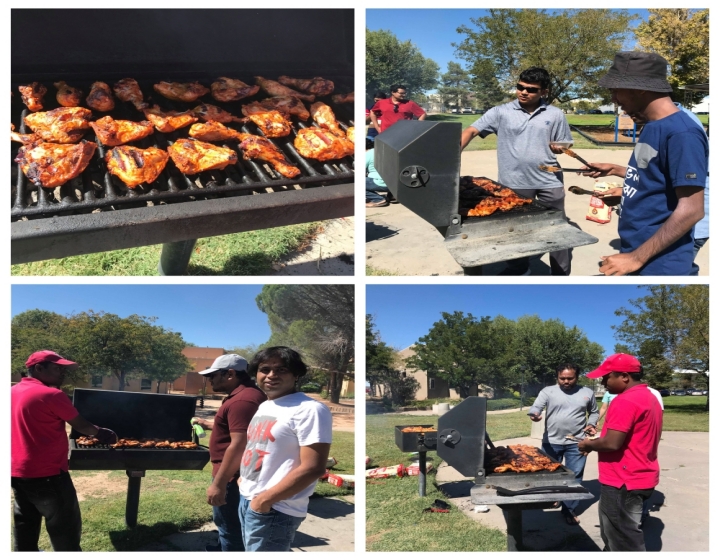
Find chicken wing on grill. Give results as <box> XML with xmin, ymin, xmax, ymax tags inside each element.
<box><xmin>105</xmin><ymin>145</ymin><xmax>169</xmax><ymax>188</ymax></box>
<box><xmin>168</xmin><ymin>138</ymin><xmax>238</xmax><ymax>175</ymax></box>
<box><xmin>331</xmin><ymin>91</ymin><xmax>354</xmax><ymax>104</ymax></box>
<box><xmin>143</xmin><ymin>105</ymin><xmax>198</xmax><ymax>133</ymax></box>
<box><xmin>113</xmin><ymin>78</ymin><xmax>148</xmax><ymax>110</ymax></box>
<box><xmin>310</xmin><ymin>102</ymin><xmax>345</xmax><ymax>137</ymax></box>
<box><xmin>277</xmin><ymin>76</ymin><xmax>334</xmax><ymax>97</ymax></box>
<box><xmin>294</xmin><ymin>127</ymin><xmax>353</xmax><ymax>161</ymax></box>
<box><xmin>190</xmin><ymin>103</ymin><xmax>246</xmax><ymax>124</ymax></box>
<box><xmin>24</xmin><ymin>107</ymin><xmax>93</xmax><ymax>143</ymax></box>
<box><xmin>18</xmin><ymin>82</ymin><xmax>47</xmax><ymax>112</ymax></box>
<box><xmin>189</xmin><ymin>121</ymin><xmax>244</xmax><ymax>143</ymax></box>
<box><xmin>10</xmin><ymin>124</ymin><xmax>39</xmax><ymax>145</ymax></box>
<box><xmin>90</xmin><ymin>116</ymin><xmax>155</xmax><ymax>146</ymax></box>
<box><xmin>54</xmin><ymin>81</ymin><xmax>83</xmax><ymax>107</ymax></box>
<box><xmin>257</xmin><ymin>96</ymin><xmax>310</xmax><ymax>121</ymax></box>
<box><xmin>86</xmin><ymin>82</ymin><xmax>115</xmax><ymax>112</ymax></box>
<box><xmin>255</xmin><ymin>76</ymin><xmax>315</xmax><ymax>102</ymax></box>
<box><xmin>153</xmin><ymin>81</ymin><xmax>209</xmax><ymax>103</ymax></box>
<box><xmin>240</xmin><ymin>103</ymin><xmax>292</xmax><ymax>138</ymax></box>
<box><xmin>15</xmin><ymin>140</ymin><xmax>97</xmax><ymax>188</ymax></box>
<box><xmin>210</xmin><ymin>77</ymin><xmax>260</xmax><ymax>102</ymax></box>
<box><xmin>238</xmin><ymin>134</ymin><xmax>301</xmax><ymax>178</ymax></box>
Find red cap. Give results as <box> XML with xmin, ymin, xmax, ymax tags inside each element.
<box><xmin>586</xmin><ymin>353</ymin><xmax>641</xmax><ymax>379</ymax></box>
<box><xmin>25</xmin><ymin>350</ymin><xmax>79</xmax><ymax>370</ymax></box>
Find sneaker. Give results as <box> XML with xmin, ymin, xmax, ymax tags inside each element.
<box><xmin>366</xmin><ymin>200</ymin><xmax>389</xmax><ymax>208</ymax></box>
<box><xmin>386</xmin><ymin>193</ymin><xmax>398</xmax><ymax>204</ymax></box>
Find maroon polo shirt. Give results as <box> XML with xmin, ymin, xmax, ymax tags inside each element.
<box><xmin>371</xmin><ymin>98</ymin><xmax>425</xmax><ymax>133</ymax></box>
<box><xmin>210</xmin><ymin>383</ymin><xmax>266</xmax><ymax>479</ymax></box>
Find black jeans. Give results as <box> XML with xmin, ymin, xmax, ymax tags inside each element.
<box><xmin>11</xmin><ymin>471</ymin><xmax>82</xmax><ymax>551</ymax></box>
<box><xmin>598</xmin><ymin>483</ymin><xmax>654</xmax><ymax>551</ymax></box>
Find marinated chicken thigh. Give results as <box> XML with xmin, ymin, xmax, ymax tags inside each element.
<box><xmin>10</xmin><ymin>124</ymin><xmax>39</xmax><ymax>145</ymax></box>
<box><xmin>277</xmin><ymin>76</ymin><xmax>334</xmax><ymax>97</ymax></box>
<box><xmin>310</xmin><ymin>102</ymin><xmax>344</xmax><ymax>136</ymax></box>
<box><xmin>86</xmin><ymin>82</ymin><xmax>115</xmax><ymax>112</ymax></box>
<box><xmin>191</xmin><ymin>103</ymin><xmax>246</xmax><ymax>124</ymax></box>
<box><xmin>54</xmin><ymin>81</ymin><xmax>83</xmax><ymax>107</ymax></box>
<box><xmin>15</xmin><ymin>140</ymin><xmax>97</xmax><ymax>188</ymax></box>
<box><xmin>331</xmin><ymin>91</ymin><xmax>354</xmax><ymax>104</ymax></box>
<box><xmin>143</xmin><ymin>105</ymin><xmax>198</xmax><ymax>133</ymax></box>
<box><xmin>210</xmin><ymin>77</ymin><xmax>260</xmax><ymax>102</ymax></box>
<box><xmin>113</xmin><ymin>78</ymin><xmax>148</xmax><ymax>110</ymax></box>
<box><xmin>238</xmin><ymin>134</ymin><xmax>301</xmax><ymax>178</ymax></box>
<box><xmin>241</xmin><ymin>103</ymin><xmax>292</xmax><ymax>137</ymax></box>
<box><xmin>18</xmin><ymin>83</ymin><xmax>47</xmax><ymax>112</ymax></box>
<box><xmin>188</xmin><ymin>121</ymin><xmax>244</xmax><ymax>143</ymax></box>
<box><xmin>255</xmin><ymin>76</ymin><xmax>315</xmax><ymax>102</ymax></box>
<box><xmin>294</xmin><ymin>127</ymin><xmax>353</xmax><ymax>161</ymax></box>
<box><xmin>257</xmin><ymin>96</ymin><xmax>309</xmax><ymax>121</ymax></box>
<box><xmin>153</xmin><ymin>81</ymin><xmax>209</xmax><ymax>103</ymax></box>
<box><xmin>24</xmin><ymin>107</ymin><xmax>93</xmax><ymax>143</ymax></box>
<box><xmin>105</xmin><ymin>145</ymin><xmax>169</xmax><ymax>188</ymax></box>
<box><xmin>167</xmin><ymin>138</ymin><xmax>238</xmax><ymax>174</ymax></box>
<box><xmin>90</xmin><ymin>116</ymin><xmax>155</xmax><ymax>146</ymax></box>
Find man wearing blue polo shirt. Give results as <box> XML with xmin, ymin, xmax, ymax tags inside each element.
<box><xmin>460</xmin><ymin>67</ymin><xmax>573</xmax><ymax>276</ymax></box>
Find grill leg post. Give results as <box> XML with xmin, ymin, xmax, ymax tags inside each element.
<box><xmin>418</xmin><ymin>451</ymin><xmax>427</xmax><ymax>497</ymax></box>
<box><xmin>125</xmin><ymin>470</ymin><xmax>145</xmax><ymax>528</ymax></box>
<box><xmin>501</xmin><ymin>507</ymin><xmax>524</xmax><ymax>551</ymax></box>
<box><xmin>158</xmin><ymin>240</ymin><xmax>197</xmax><ymax>276</ymax></box>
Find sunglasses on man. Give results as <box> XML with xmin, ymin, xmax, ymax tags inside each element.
<box><xmin>516</xmin><ymin>84</ymin><xmax>542</xmax><ymax>94</ymax></box>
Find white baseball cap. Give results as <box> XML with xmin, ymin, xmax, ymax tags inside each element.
<box><xmin>198</xmin><ymin>354</ymin><xmax>249</xmax><ymax>376</ymax></box>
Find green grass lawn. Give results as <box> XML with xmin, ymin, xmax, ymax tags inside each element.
<box><xmin>11</xmin><ymin>222</ymin><xmax>319</xmax><ymax>276</ymax></box>
<box><xmin>366</xmin><ymin>264</ymin><xmax>399</xmax><ymax>276</ymax></box>
<box><xmin>27</xmin><ymin>429</ymin><xmax>352</xmax><ymax>551</ymax></box>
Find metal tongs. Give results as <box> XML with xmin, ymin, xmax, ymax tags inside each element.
<box><xmin>561</xmin><ymin>148</ymin><xmax>600</xmax><ymax>171</ymax></box>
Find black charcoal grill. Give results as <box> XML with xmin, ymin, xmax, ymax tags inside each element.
<box><xmin>11</xmin><ymin>9</ymin><xmax>354</xmax><ymax>273</ymax></box>
<box><xmin>394</xmin><ymin>397</ymin><xmax>593</xmax><ymax>550</ymax></box>
<box><xmin>375</xmin><ymin>122</ymin><xmax>598</xmax><ymax>275</ymax></box>
<box><xmin>69</xmin><ymin>389</ymin><xmax>210</xmax><ymax>527</ymax></box>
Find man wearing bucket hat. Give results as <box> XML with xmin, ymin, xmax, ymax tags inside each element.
<box><xmin>577</xmin><ymin>354</ymin><xmax>663</xmax><ymax>551</ymax></box>
<box><xmin>191</xmin><ymin>353</ymin><xmax>266</xmax><ymax>551</ymax></box>
<box><xmin>11</xmin><ymin>351</ymin><xmax>118</xmax><ymax>551</ymax></box>
<box><xmin>582</xmin><ymin>52</ymin><xmax>708</xmax><ymax>276</ymax></box>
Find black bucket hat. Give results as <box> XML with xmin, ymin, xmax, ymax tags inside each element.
<box><xmin>598</xmin><ymin>51</ymin><xmax>673</xmax><ymax>93</ymax></box>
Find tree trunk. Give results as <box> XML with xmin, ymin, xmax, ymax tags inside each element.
<box><xmin>115</xmin><ymin>370</ymin><xmax>126</xmax><ymax>391</ymax></box>
<box><xmin>329</xmin><ymin>372</ymin><xmax>345</xmax><ymax>404</ymax></box>
<box><xmin>457</xmin><ymin>386</ymin><xmax>469</xmax><ymax>399</ymax></box>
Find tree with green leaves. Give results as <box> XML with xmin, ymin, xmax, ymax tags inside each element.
<box><xmin>11</xmin><ymin>310</ymin><xmax>75</xmax><ymax>381</ymax></box>
<box><xmin>437</xmin><ymin>62</ymin><xmax>473</xmax><ymax>110</ymax></box>
<box><xmin>366</xmin><ymin>29</ymin><xmax>440</xmax><ymax>104</ymax></box>
<box><xmin>454</xmin><ymin>9</ymin><xmax>636</xmax><ymax>104</ymax></box>
<box><xmin>635</xmin><ymin>9</ymin><xmax>709</xmax><ymax>107</ymax></box>
<box><xmin>468</xmin><ymin>59</ymin><xmax>507</xmax><ymax>111</ymax></box>
<box><xmin>366</xmin><ymin>315</ymin><xmax>418</xmax><ymax>406</ymax></box>
<box><xmin>256</xmin><ymin>285</ymin><xmax>354</xmax><ymax>404</ymax></box>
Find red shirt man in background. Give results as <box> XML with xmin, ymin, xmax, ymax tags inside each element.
<box><xmin>370</xmin><ymin>84</ymin><xmax>426</xmax><ymax>134</ymax></box>
<box><xmin>579</xmin><ymin>354</ymin><xmax>663</xmax><ymax>551</ymax></box>
<box><xmin>11</xmin><ymin>351</ymin><xmax>117</xmax><ymax>551</ymax></box>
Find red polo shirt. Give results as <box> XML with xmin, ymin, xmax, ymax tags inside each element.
<box><xmin>11</xmin><ymin>377</ymin><xmax>80</xmax><ymax>478</ymax></box>
<box><xmin>371</xmin><ymin>98</ymin><xmax>425</xmax><ymax>133</ymax></box>
<box><xmin>210</xmin><ymin>383</ymin><xmax>266</xmax><ymax>479</ymax></box>
<box><xmin>598</xmin><ymin>384</ymin><xmax>662</xmax><ymax>490</ymax></box>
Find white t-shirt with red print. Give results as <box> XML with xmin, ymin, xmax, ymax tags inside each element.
<box><xmin>239</xmin><ymin>392</ymin><xmax>333</xmax><ymax>517</ymax></box>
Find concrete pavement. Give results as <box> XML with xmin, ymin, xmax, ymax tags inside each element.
<box><xmin>366</xmin><ymin>149</ymin><xmax>709</xmax><ymax>276</ymax></box>
<box><xmin>435</xmin><ymin>432</ymin><xmax>708</xmax><ymax>551</ymax></box>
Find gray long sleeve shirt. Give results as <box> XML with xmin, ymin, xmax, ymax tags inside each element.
<box><xmin>528</xmin><ymin>385</ymin><xmax>599</xmax><ymax>445</ymax></box>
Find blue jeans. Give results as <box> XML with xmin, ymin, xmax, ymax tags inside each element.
<box><xmin>542</xmin><ymin>441</ymin><xmax>587</xmax><ymax>514</ymax></box>
<box><xmin>599</xmin><ymin>484</ymin><xmax>653</xmax><ymax>551</ymax></box>
<box><xmin>366</xmin><ymin>177</ymin><xmax>389</xmax><ymax>203</ymax></box>
<box><xmin>239</xmin><ymin>495</ymin><xmax>304</xmax><ymax>551</ymax></box>
<box><xmin>211</xmin><ymin>478</ymin><xmax>244</xmax><ymax>551</ymax></box>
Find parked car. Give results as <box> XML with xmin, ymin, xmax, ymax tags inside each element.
<box><xmin>474</xmin><ymin>108</ymin><xmax>484</xmax><ymax>114</ymax></box>
<box><xmin>460</xmin><ymin>107</ymin><xmax>474</xmax><ymax>114</ymax></box>
<box><xmin>450</xmin><ymin>108</ymin><xmax>459</xmax><ymax>114</ymax></box>
<box><xmin>589</xmin><ymin>109</ymin><xmax>603</xmax><ymax>114</ymax></box>
<box><xmin>690</xmin><ymin>389</ymin><xmax>704</xmax><ymax>396</ymax></box>
<box><xmin>674</xmin><ymin>390</ymin><xmax>686</xmax><ymax>396</ymax></box>
<box><xmin>576</xmin><ymin>110</ymin><xmax>587</xmax><ymax>114</ymax></box>
<box><xmin>659</xmin><ymin>389</ymin><xmax>670</xmax><ymax>397</ymax></box>
<box><xmin>602</xmin><ymin>110</ymin><xmax>615</xmax><ymax>114</ymax></box>
<box><xmin>703</xmin><ymin>390</ymin><xmax>708</xmax><ymax>395</ymax></box>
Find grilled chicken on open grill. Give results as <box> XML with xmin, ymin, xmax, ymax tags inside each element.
<box><xmin>86</xmin><ymin>82</ymin><xmax>115</xmax><ymax>112</ymax></box>
<box><xmin>168</xmin><ymin>138</ymin><xmax>238</xmax><ymax>175</ymax></box>
<box><xmin>237</xmin><ymin>134</ymin><xmax>301</xmax><ymax>178</ymax></box>
<box><xmin>54</xmin><ymin>81</ymin><xmax>83</xmax><ymax>107</ymax></box>
<box><xmin>210</xmin><ymin>77</ymin><xmax>260</xmax><ymax>102</ymax></box>
<box><xmin>310</xmin><ymin>102</ymin><xmax>345</xmax><ymax>137</ymax></box>
<box><xmin>485</xmin><ymin>444</ymin><xmax>562</xmax><ymax>473</ymax></box>
<box><xmin>24</xmin><ymin>107</ymin><xmax>92</xmax><ymax>143</ymax></box>
<box><xmin>256</xmin><ymin>96</ymin><xmax>310</xmax><ymax>121</ymax></box>
<box><xmin>143</xmin><ymin>105</ymin><xmax>198</xmax><ymax>133</ymax></box>
<box><xmin>15</xmin><ymin>140</ymin><xmax>97</xmax><ymax>188</ymax></box>
<box><xmin>90</xmin><ymin>116</ymin><xmax>155</xmax><ymax>146</ymax></box>
<box><xmin>278</xmin><ymin>75</ymin><xmax>334</xmax><ymax>97</ymax></box>
<box><xmin>467</xmin><ymin>195</ymin><xmax>532</xmax><ymax>217</ymax></box>
<box><xmin>76</xmin><ymin>436</ymin><xmax>99</xmax><ymax>446</ymax></box>
<box><xmin>255</xmin><ymin>76</ymin><xmax>315</xmax><ymax>102</ymax></box>
<box><xmin>346</xmin><ymin>127</ymin><xmax>354</xmax><ymax>143</ymax></box>
<box><xmin>331</xmin><ymin>91</ymin><xmax>354</xmax><ymax>104</ymax></box>
<box><xmin>105</xmin><ymin>145</ymin><xmax>169</xmax><ymax>188</ymax></box>
<box><xmin>294</xmin><ymin>127</ymin><xmax>353</xmax><ymax>161</ymax></box>
<box><xmin>18</xmin><ymin>82</ymin><xmax>47</xmax><ymax>112</ymax></box>
<box><xmin>153</xmin><ymin>81</ymin><xmax>209</xmax><ymax>103</ymax></box>
<box><xmin>241</xmin><ymin>103</ymin><xmax>292</xmax><ymax>138</ymax></box>
<box><xmin>189</xmin><ymin>121</ymin><xmax>243</xmax><ymax>143</ymax></box>
<box><xmin>190</xmin><ymin>103</ymin><xmax>246</xmax><ymax>124</ymax></box>
<box><xmin>10</xmin><ymin>124</ymin><xmax>39</xmax><ymax>145</ymax></box>
<box><xmin>113</xmin><ymin>78</ymin><xmax>148</xmax><ymax>110</ymax></box>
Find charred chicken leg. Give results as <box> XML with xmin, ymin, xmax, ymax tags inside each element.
<box><xmin>10</xmin><ymin>124</ymin><xmax>39</xmax><ymax>145</ymax></box>
<box><xmin>238</xmin><ymin>134</ymin><xmax>301</xmax><ymax>178</ymax></box>
<box><xmin>310</xmin><ymin>102</ymin><xmax>345</xmax><ymax>137</ymax></box>
<box><xmin>190</xmin><ymin>104</ymin><xmax>246</xmax><ymax>124</ymax></box>
<box><xmin>86</xmin><ymin>82</ymin><xmax>115</xmax><ymax>112</ymax></box>
<box><xmin>15</xmin><ymin>140</ymin><xmax>97</xmax><ymax>188</ymax></box>
<box><xmin>331</xmin><ymin>91</ymin><xmax>354</xmax><ymax>104</ymax></box>
<box><xmin>241</xmin><ymin>103</ymin><xmax>292</xmax><ymax>138</ymax></box>
<box><xmin>277</xmin><ymin>76</ymin><xmax>334</xmax><ymax>97</ymax></box>
<box><xmin>167</xmin><ymin>138</ymin><xmax>238</xmax><ymax>175</ymax></box>
<box><xmin>255</xmin><ymin>76</ymin><xmax>315</xmax><ymax>102</ymax></box>
<box><xmin>113</xmin><ymin>78</ymin><xmax>148</xmax><ymax>110</ymax></box>
<box><xmin>18</xmin><ymin>83</ymin><xmax>47</xmax><ymax>112</ymax></box>
<box><xmin>153</xmin><ymin>81</ymin><xmax>209</xmax><ymax>103</ymax></box>
<box><xmin>105</xmin><ymin>145</ymin><xmax>169</xmax><ymax>188</ymax></box>
<box><xmin>188</xmin><ymin>121</ymin><xmax>244</xmax><ymax>143</ymax></box>
<box><xmin>143</xmin><ymin>105</ymin><xmax>198</xmax><ymax>133</ymax></box>
<box><xmin>211</xmin><ymin>77</ymin><xmax>260</xmax><ymax>102</ymax></box>
<box><xmin>294</xmin><ymin>127</ymin><xmax>353</xmax><ymax>161</ymax></box>
<box><xmin>24</xmin><ymin>107</ymin><xmax>93</xmax><ymax>143</ymax></box>
<box><xmin>257</xmin><ymin>96</ymin><xmax>310</xmax><ymax>121</ymax></box>
<box><xmin>54</xmin><ymin>81</ymin><xmax>83</xmax><ymax>107</ymax></box>
<box><xmin>90</xmin><ymin>116</ymin><xmax>155</xmax><ymax>146</ymax></box>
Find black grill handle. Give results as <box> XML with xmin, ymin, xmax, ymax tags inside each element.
<box><xmin>494</xmin><ymin>485</ymin><xmax>588</xmax><ymax>497</ymax></box>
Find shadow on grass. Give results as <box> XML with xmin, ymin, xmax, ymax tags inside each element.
<box><xmin>664</xmin><ymin>400</ymin><xmax>708</xmax><ymax>413</ymax></box>
<box><xmin>186</xmin><ymin>251</ymin><xmax>273</xmax><ymax>275</ymax></box>
<box><xmin>109</xmin><ymin>522</ymin><xmax>185</xmax><ymax>551</ymax></box>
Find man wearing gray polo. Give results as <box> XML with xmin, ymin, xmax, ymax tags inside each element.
<box><xmin>461</xmin><ymin>67</ymin><xmax>573</xmax><ymax>275</ymax></box>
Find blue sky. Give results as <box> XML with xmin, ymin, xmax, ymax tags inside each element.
<box><xmin>366</xmin><ymin>284</ymin><xmax>654</xmax><ymax>356</ymax></box>
<box><xmin>367</xmin><ymin>9</ymin><xmax>650</xmax><ymax>78</ymax></box>
<box><xmin>11</xmin><ymin>285</ymin><xmax>270</xmax><ymax>350</ymax></box>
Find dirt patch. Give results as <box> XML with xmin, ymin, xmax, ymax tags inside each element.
<box><xmin>72</xmin><ymin>472</ymin><xmax>127</xmax><ymax>502</ymax></box>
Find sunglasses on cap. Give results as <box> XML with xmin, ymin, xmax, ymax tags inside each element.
<box><xmin>516</xmin><ymin>84</ymin><xmax>541</xmax><ymax>94</ymax></box>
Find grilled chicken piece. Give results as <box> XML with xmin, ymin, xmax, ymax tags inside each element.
<box><xmin>294</xmin><ymin>127</ymin><xmax>353</xmax><ymax>161</ymax></box>
<box><xmin>241</xmin><ymin>103</ymin><xmax>292</xmax><ymax>137</ymax></box>
<box><xmin>86</xmin><ymin>82</ymin><xmax>115</xmax><ymax>112</ymax></box>
<box><xmin>257</xmin><ymin>96</ymin><xmax>309</xmax><ymax>121</ymax></box>
<box><xmin>24</xmin><ymin>107</ymin><xmax>93</xmax><ymax>143</ymax></box>
<box><xmin>168</xmin><ymin>138</ymin><xmax>238</xmax><ymax>175</ymax></box>
<box><xmin>105</xmin><ymin>145</ymin><xmax>169</xmax><ymax>188</ymax></box>
<box><xmin>18</xmin><ymin>83</ymin><xmax>47</xmax><ymax>112</ymax></box>
<box><xmin>190</xmin><ymin>103</ymin><xmax>246</xmax><ymax>124</ymax></box>
<box><xmin>113</xmin><ymin>78</ymin><xmax>148</xmax><ymax>110</ymax></box>
<box><xmin>238</xmin><ymin>134</ymin><xmax>301</xmax><ymax>178</ymax></box>
<box><xmin>10</xmin><ymin>124</ymin><xmax>39</xmax><ymax>145</ymax></box>
<box><xmin>90</xmin><ymin>116</ymin><xmax>155</xmax><ymax>146</ymax></box>
<box><xmin>346</xmin><ymin>126</ymin><xmax>354</xmax><ymax>143</ymax></box>
<box><xmin>177</xmin><ymin>441</ymin><xmax>198</xmax><ymax>449</ymax></box>
<box><xmin>153</xmin><ymin>81</ymin><xmax>209</xmax><ymax>103</ymax></box>
<box><xmin>139</xmin><ymin>440</ymin><xmax>157</xmax><ymax>448</ymax></box>
<box><xmin>54</xmin><ymin>81</ymin><xmax>83</xmax><ymax>107</ymax></box>
<box><xmin>278</xmin><ymin>75</ymin><xmax>334</xmax><ymax>97</ymax></box>
<box><xmin>467</xmin><ymin>194</ymin><xmax>532</xmax><ymax>217</ymax></box>
<box><xmin>76</xmin><ymin>436</ymin><xmax>99</xmax><ymax>446</ymax></box>
<box><xmin>189</xmin><ymin>121</ymin><xmax>244</xmax><ymax>142</ymax></box>
<box><xmin>255</xmin><ymin>76</ymin><xmax>315</xmax><ymax>102</ymax></box>
<box><xmin>154</xmin><ymin>441</ymin><xmax>173</xmax><ymax>448</ymax></box>
<box><xmin>15</xmin><ymin>140</ymin><xmax>97</xmax><ymax>188</ymax></box>
<box><xmin>310</xmin><ymin>102</ymin><xmax>344</xmax><ymax>136</ymax></box>
<box><xmin>143</xmin><ymin>105</ymin><xmax>198</xmax><ymax>133</ymax></box>
<box><xmin>331</xmin><ymin>91</ymin><xmax>354</xmax><ymax>104</ymax></box>
<box><xmin>211</xmin><ymin>77</ymin><xmax>260</xmax><ymax>102</ymax></box>
<box><xmin>486</xmin><ymin>445</ymin><xmax>562</xmax><ymax>473</ymax></box>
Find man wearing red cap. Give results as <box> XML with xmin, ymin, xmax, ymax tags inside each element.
<box><xmin>578</xmin><ymin>353</ymin><xmax>663</xmax><ymax>551</ymax></box>
<box><xmin>11</xmin><ymin>350</ymin><xmax>118</xmax><ymax>551</ymax></box>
